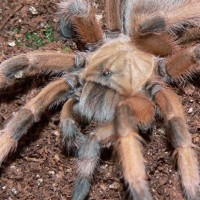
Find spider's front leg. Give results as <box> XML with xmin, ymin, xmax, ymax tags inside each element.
<box><xmin>115</xmin><ymin>94</ymin><xmax>155</xmax><ymax>200</ymax></box>
<box><xmin>58</xmin><ymin>0</ymin><xmax>104</xmax><ymax>51</ymax></box>
<box><xmin>0</xmin><ymin>51</ymin><xmax>85</xmax><ymax>90</ymax></box>
<box><xmin>60</xmin><ymin>98</ymin><xmax>86</xmax><ymax>154</ymax></box>
<box><xmin>147</xmin><ymin>83</ymin><xmax>200</xmax><ymax>200</ymax></box>
<box><xmin>0</xmin><ymin>75</ymin><xmax>80</xmax><ymax>166</ymax></box>
<box><xmin>72</xmin><ymin>123</ymin><xmax>115</xmax><ymax>200</ymax></box>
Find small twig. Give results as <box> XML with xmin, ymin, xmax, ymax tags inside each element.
<box><xmin>0</xmin><ymin>4</ymin><xmax>24</xmax><ymax>31</ymax></box>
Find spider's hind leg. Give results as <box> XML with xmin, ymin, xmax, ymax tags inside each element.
<box><xmin>115</xmin><ymin>94</ymin><xmax>155</xmax><ymax>200</ymax></box>
<box><xmin>147</xmin><ymin>83</ymin><xmax>200</xmax><ymax>200</ymax></box>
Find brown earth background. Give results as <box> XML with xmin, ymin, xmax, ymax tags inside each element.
<box><xmin>0</xmin><ymin>0</ymin><xmax>200</xmax><ymax>200</ymax></box>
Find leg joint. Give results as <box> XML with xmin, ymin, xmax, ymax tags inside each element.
<box><xmin>145</xmin><ymin>82</ymin><xmax>164</xmax><ymax>100</ymax></box>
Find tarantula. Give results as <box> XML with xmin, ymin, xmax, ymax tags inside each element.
<box><xmin>0</xmin><ymin>0</ymin><xmax>200</xmax><ymax>199</ymax></box>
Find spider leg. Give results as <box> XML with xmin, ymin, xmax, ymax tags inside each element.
<box><xmin>165</xmin><ymin>0</ymin><xmax>200</xmax><ymax>33</ymax></box>
<box><xmin>0</xmin><ymin>51</ymin><xmax>85</xmax><ymax>89</ymax></box>
<box><xmin>105</xmin><ymin>0</ymin><xmax>122</xmax><ymax>36</ymax></box>
<box><xmin>58</xmin><ymin>0</ymin><xmax>104</xmax><ymax>50</ymax></box>
<box><xmin>72</xmin><ymin>123</ymin><xmax>114</xmax><ymax>200</ymax></box>
<box><xmin>158</xmin><ymin>44</ymin><xmax>200</xmax><ymax>82</ymax></box>
<box><xmin>60</xmin><ymin>98</ymin><xmax>86</xmax><ymax>154</ymax></box>
<box><xmin>0</xmin><ymin>76</ymin><xmax>79</xmax><ymax>166</ymax></box>
<box><xmin>147</xmin><ymin>83</ymin><xmax>200</xmax><ymax>200</ymax></box>
<box><xmin>114</xmin><ymin>94</ymin><xmax>154</xmax><ymax>200</ymax></box>
<box><xmin>129</xmin><ymin>0</ymin><xmax>200</xmax><ymax>57</ymax></box>
<box><xmin>130</xmin><ymin>15</ymin><xmax>179</xmax><ymax>57</ymax></box>
<box><xmin>178</xmin><ymin>28</ymin><xmax>200</xmax><ymax>44</ymax></box>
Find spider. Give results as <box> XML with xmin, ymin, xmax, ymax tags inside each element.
<box><xmin>0</xmin><ymin>0</ymin><xmax>200</xmax><ymax>199</ymax></box>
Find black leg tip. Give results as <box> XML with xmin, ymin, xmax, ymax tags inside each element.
<box><xmin>72</xmin><ymin>178</ymin><xmax>91</xmax><ymax>200</ymax></box>
<box><xmin>60</xmin><ymin>19</ymin><xmax>74</xmax><ymax>39</ymax></box>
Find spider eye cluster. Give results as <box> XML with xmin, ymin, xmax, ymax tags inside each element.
<box><xmin>102</xmin><ymin>69</ymin><xmax>112</xmax><ymax>77</ymax></box>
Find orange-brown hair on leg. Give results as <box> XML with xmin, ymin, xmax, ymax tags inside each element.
<box><xmin>105</xmin><ymin>0</ymin><xmax>122</xmax><ymax>32</ymax></box>
<box><xmin>129</xmin><ymin>0</ymin><xmax>200</xmax><ymax>57</ymax></box>
<box><xmin>0</xmin><ymin>132</ymin><xmax>17</xmax><ymax>165</ymax></box>
<box><xmin>178</xmin><ymin>28</ymin><xmax>200</xmax><ymax>44</ymax></box>
<box><xmin>73</xmin><ymin>9</ymin><xmax>103</xmax><ymax>44</ymax></box>
<box><xmin>114</xmin><ymin>94</ymin><xmax>155</xmax><ymax>200</ymax></box>
<box><xmin>0</xmin><ymin>51</ymin><xmax>85</xmax><ymax>90</ymax></box>
<box><xmin>58</xmin><ymin>0</ymin><xmax>104</xmax><ymax>45</ymax></box>
<box><xmin>130</xmin><ymin>16</ymin><xmax>178</xmax><ymax>57</ymax></box>
<box><xmin>166</xmin><ymin>0</ymin><xmax>200</xmax><ymax>32</ymax></box>
<box><xmin>0</xmin><ymin>78</ymin><xmax>75</xmax><ymax>166</ymax></box>
<box><xmin>148</xmin><ymin>84</ymin><xmax>200</xmax><ymax>200</ymax></box>
<box><xmin>158</xmin><ymin>44</ymin><xmax>200</xmax><ymax>81</ymax></box>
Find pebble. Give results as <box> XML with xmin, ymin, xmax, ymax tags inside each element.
<box><xmin>188</xmin><ymin>107</ymin><xmax>193</xmax><ymax>114</ymax></box>
<box><xmin>53</xmin><ymin>18</ymin><xmax>59</xmax><ymax>23</ymax></box>
<box><xmin>11</xmin><ymin>187</ymin><xmax>18</xmax><ymax>195</ymax></box>
<box><xmin>8</xmin><ymin>41</ymin><xmax>16</xmax><ymax>47</ymax></box>
<box><xmin>54</xmin><ymin>154</ymin><xmax>60</xmax><ymax>161</ymax></box>
<box><xmin>37</xmin><ymin>178</ymin><xmax>43</xmax><ymax>186</ymax></box>
<box><xmin>29</xmin><ymin>6</ymin><xmax>38</xmax><ymax>15</ymax></box>
<box><xmin>100</xmin><ymin>184</ymin><xmax>107</xmax><ymax>191</ymax></box>
<box><xmin>53</xmin><ymin>130</ymin><xmax>60</xmax><ymax>136</ymax></box>
<box><xmin>109</xmin><ymin>182</ymin><xmax>120</xmax><ymax>190</ymax></box>
<box><xmin>48</xmin><ymin>171</ymin><xmax>55</xmax><ymax>175</ymax></box>
<box><xmin>2</xmin><ymin>186</ymin><xmax>6</xmax><ymax>190</ymax></box>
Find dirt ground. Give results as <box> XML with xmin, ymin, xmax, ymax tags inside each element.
<box><xmin>0</xmin><ymin>0</ymin><xmax>200</xmax><ymax>200</ymax></box>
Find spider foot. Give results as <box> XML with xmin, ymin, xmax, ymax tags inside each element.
<box><xmin>0</xmin><ymin>54</ymin><xmax>29</xmax><ymax>89</ymax></box>
<box><xmin>60</xmin><ymin>98</ymin><xmax>86</xmax><ymax>154</ymax></box>
<box><xmin>0</xmin><ymin>131</ymin><xmax>17</xmax><ymax>165</ymax></box>
<box><xmin>61</xmin><ymin>119</ymin><xmax>86</xmax><ymax>153</ymax></box>
<box><xmin>0</xmin><ymin>108</ymin><xmax>35</xmax><ymax>165</ymax></box>
<box><xmin>72</xmin><ymin>136</ymin><xmax>100</xmax><ymax>200</ymax></box>
<box><xmin>60</xmin><ymin>18</ymin><xmax>75</xmax><ymax>39</ymax></box>
<box><xmin>72</xmin><ymin>177</ymin><xmax>90</xmax><ymax>200</ymax></box>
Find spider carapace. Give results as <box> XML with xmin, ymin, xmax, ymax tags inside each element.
<box><xmin>0</xmin><ymin>0</ymin><xmax>200</xmax><ymax>199</ymax></box>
